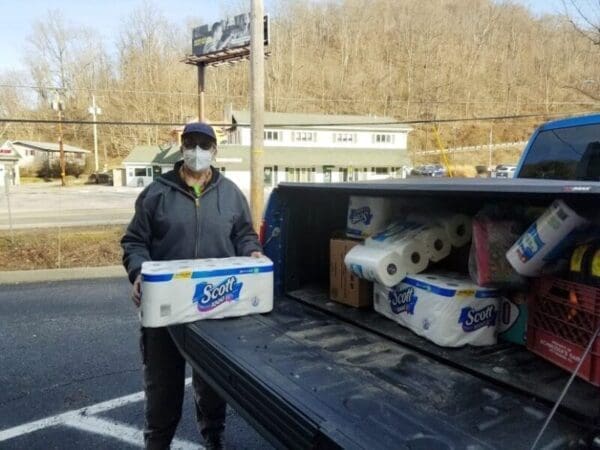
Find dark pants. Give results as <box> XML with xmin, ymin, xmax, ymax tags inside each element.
<box><xmin>140</xmin><ymin>327</ymin><xmax>226</xmax><ymax>450</ymax></box>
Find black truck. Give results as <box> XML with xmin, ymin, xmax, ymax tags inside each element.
<box><xmin>171</xmin><ymin>114</ymin><xmax>600</xmax><ymax>449</ymax></box>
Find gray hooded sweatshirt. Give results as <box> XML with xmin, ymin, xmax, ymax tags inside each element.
<box><xmin>121</xmin><ymin>161</ymin><xmax>262</xmax><ymax>283</ymax></box>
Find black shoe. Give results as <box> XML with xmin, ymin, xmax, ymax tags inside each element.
<box><xmin>203</xmin><ymin>432</ymin><xmax>224</xmax><ymax>450</ymax></box>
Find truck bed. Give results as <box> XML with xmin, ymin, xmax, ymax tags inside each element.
<box><xmin>173</xmin><ymin>178</ymin><xmax>600</xmax><ymax>449</ymax></box>
<box><xmin>170</xmin><ymin>295</ymin><xmax>596</xmax><ymax>450</ymax></box>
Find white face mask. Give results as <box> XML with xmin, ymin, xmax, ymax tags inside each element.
<box><xmin>183</xmin><ymin>146</ymin><xmax>213</xmax><ymax>172</ymax></box>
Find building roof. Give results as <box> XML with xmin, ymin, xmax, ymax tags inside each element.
<box><xmin>12</xmin><ymin>140</ymin><xmax>91</xmax><ymax>154</ymax></box>
<box><xmin>231</xmin><ymin>110</ymin><xmax>411</xmax><ymax>131</ymax></box>
<box><xmin>123</xmin><ymin>144</ymin><xmax>410</xmax><ymax>169</ymax></box>
<box><xmin>123</xmin><ymin>145</ymin><xmax>181</xmax><ymax>165</ymax></box>
<box><xmin>0</xmin><ymin>141</ymin><xmax>21</xmax><ymax>161</ymax></box>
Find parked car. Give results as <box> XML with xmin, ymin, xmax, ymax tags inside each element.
<box><xmin>494</xmin><ymin>164</ymin><xmax>517</xmax><ymax>178</ymax></box>
<box><xmin>410</xmin><ymin>164</ymin><xmax>446</xmax><ymax>177</ymax></box>
<box><xmin>87</xmin><ymin>171</ymin><xmax>113</xmax><ymax>185</ymax></box>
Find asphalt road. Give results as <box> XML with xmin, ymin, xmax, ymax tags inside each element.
<box><xmin>0</xmin><ymin>278</ymin><xmax>274</xmax><ymax>449</ymax></box>
<box><xmin>0</xmin><ymin>184</ymin><xmax>138</xmax><ymax>230</ymax></box>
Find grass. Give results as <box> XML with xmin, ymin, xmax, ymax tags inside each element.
<box><xmin>0</xmin><ymin>225</ymin><xmax>126</xmax><ymax>271</ymax></box>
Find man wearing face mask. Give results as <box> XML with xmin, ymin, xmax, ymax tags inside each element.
<box><xmin>121</xmin><ymin>122</ymin><xmax>262</xmax><ymax>450</ymax></box>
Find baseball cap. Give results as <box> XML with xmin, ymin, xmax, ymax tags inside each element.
<box><xmin>181</xmin><ymin>122</ymin><xmax>217</xmax><ymax>141</ymax></box>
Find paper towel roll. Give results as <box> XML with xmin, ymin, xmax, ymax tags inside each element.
<box><xmin>393</xmin><ymin>238</ymin><xmax>429</xmax><ymax>274</ymax></box>
<box><xmin>414</xmin><ymin>226</ymin><xmax>451</xmax><ymax>262</ymax></box>
<box><xmin>366</xmin><ymin>221</ymin><xmax>450</xmax><ymax>263</ymax></box>
<box><xmin>506</xmin><ymin>200</ymin><xmax>588</xmax><ymax>277</ymax></box>
<box><xmin>409</xmin><ymin>213</ymin><xmax>472</xmax><ymax>248</ymax></box>
<box><xmin>344</xmin><ymin>245</ymin><xmax>405</xmax><ymax>287</ymax></box>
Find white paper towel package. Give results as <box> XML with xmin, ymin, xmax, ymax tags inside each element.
<box><xmin>346</xmin><ymin>196</ymin><xmax>393</xmax><ymax>238</ymax></box>
<box><xmin>366</xmin><ymin>221</ymin><xmax>451</xmax><ymax>263</ymax></box>
<box><xmin>506</xmin><ymin>200</ymin><xmax>589</xmax><ymax>277</ymax></box>
<box><xmin>408</xmin><ymin>212</ymin><xmax>472</xmax><ymax>248</ymax></box>
<box><xmin>373</xmin><ymin>272</ymin><xmax>500</xmax><ymax>347</ymax></box>
<box><xmin>140</xmin><ymin>256</ymin><xmax>273</xmax><ymax>327</ymax></box>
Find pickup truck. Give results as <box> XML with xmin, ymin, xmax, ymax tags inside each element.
<box><xmin>171</xmin><ymin>114</ymin><xmax>600</xmax><ymax>449</ymax></box>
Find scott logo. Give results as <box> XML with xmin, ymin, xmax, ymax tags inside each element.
<box><xmin>389</xmin><ymin>287</ymin><xmax>417</xmax><ymax>315</ymax></box>
<box><xmin>193</xmin><ymin>276</ymin><xmax>243</xmax><ymax>312</ymax></box>
<box><xmin>458</xmin><ymin>304</ymin><xmax>497</xmax><ymax>332</ymax></box>
<box><xmin>349</xmin><ymin>207</ymin><xmax>373</xmax><ymax>225</ymax></box>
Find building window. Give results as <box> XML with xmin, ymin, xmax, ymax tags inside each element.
<box><xmin>333</xmin><ymin>133</ymin><xmax>356</xmax><ymax>143</ymax></box>
<box><xmin>374</xmin><ymin>134</ymin><xmax>394</xmax><ymax>144</ymax></box>
<box><xmin>135</xmin><ymin>168</ymin><xmax>147</xmax><ymax>177</ymax></box>
<box><xmin>264</xmin><ymin>130</ymin><xmax>281</xmax><ymax>141</ymax></box>
<box><xmin>374</xmin><ymin>167</ymin><xmax>389</xmax><ymax>174</ymax></box>
<box><xmin>292</xmin><ymin>131</ymin><xmax>316</xmax><ymax>142</ymax></box>
<box><xmin>264</xmin><ymin>167</ymin><xmax>273</xmax><ymax>185</ymax></box>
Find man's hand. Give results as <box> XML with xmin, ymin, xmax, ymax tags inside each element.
<box><xmin>131</xmin><ymin>274</ymin><xmax>142</xmax><ymax>307</ymax></box>
<box><xmin>251</xmin><ymin>251</ymin><xmax>263</xmax><ymax>258</ymax></box>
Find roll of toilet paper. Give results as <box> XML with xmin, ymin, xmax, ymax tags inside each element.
<box><xmin>393</xmin><ymin>238</ymin><xmax>429</xmax><ymax>275</ymax></box>
<box><xmin>409</xmin><ymin>213</ymin><xmax>472</xmax><ymax>248</ymax></box>
<box><xmin>413</xmin><ymin>225</ymin><xmax>451</xmax><ymax>262</ymax></box>
<box><xmin>347</xmin><ymin>196</ymin><xmax>394</xmax><ymax>239</ymax></box>
<box><xmin>506</xmin><ymin>200</ymin><xmax>589</xmax><ymax>277</ymax></box>
<box><xmin>366</xmin><ymin>221</ymin><xmax>451</xmax><ymax>263</ymax></box>
<box><xmin>140</xmin><ymin>256</ymin><xmax>274</xmax><ymax>327</ymax></box>
<box><xmin>344</xmin><ymin>245</ymin><xmax>405</xmax><ymax>287</ymax></box>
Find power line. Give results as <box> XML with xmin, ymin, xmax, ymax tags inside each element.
<box><xmin>0</xmin><ymin>110</ymin><xmax>597</xmax><ymax>127</ymax></box>
<box><xmin>1</xmin><ymin>83</ymin><xmax>598</xmax><ymax>106</ymax></box>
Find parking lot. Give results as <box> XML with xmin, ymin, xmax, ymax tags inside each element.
<box><xmin>0</xmin><ymin>278</ymin><xmax>273</xmax><ymax>449</ymax></box>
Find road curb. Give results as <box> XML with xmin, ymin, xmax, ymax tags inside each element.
<box><xmin>0</xmin><ymin>265</ymin><xmax>126</xmax><ymax>285</ymax></box>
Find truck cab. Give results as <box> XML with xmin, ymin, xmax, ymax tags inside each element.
<box><xmin>171</xmin><ymin>114</ymin><xmax>600</xmax><ymax>449</ymax></box>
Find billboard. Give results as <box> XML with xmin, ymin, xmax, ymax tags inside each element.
<box><xmin>192</xmin><ymin>13</ymin><xmax>269</xmax><ymax>58</ymax></box>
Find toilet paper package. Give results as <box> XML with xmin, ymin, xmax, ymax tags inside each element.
<box><xmin>506</xmin><ymin>200</ymin><xmax>589</xmax><ymax>277</ymax></box>
<box><xmin>373</xmin><ymin>272</ymin><xmax>500</xmax><ymax>347</ymax></box>
<box><xmin>408</xmin><ymin>213</ymin><xmax>472</xmax><ymax>248</ymax></box>
<box><xmin>140</xmin><ymin>256</ymin><xmax>274</xmax><ymax>327</ymax></box>
<box><xmin>366</xmin><ymin>221</ymin><xmax>451</xmax><ymax>263</ymax></box>
<box><xmin>347</xmin><ymin>196</ymin><xmax>393</xmax><ymax>239</ymax></box>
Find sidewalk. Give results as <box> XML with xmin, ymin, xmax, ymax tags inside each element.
<box><xmin>0</xmin><ymin>265</ymin><xmax>126</xmax><ymax>284</ymax></box>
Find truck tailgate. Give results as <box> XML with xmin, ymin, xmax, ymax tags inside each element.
<box><xmin>170</xmin><ymin>296</ymin><xmax>593</xmax><ymax>450</ymax></box>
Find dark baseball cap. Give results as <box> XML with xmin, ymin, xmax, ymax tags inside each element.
<box><xmin>181</xmin><ymin>122</ymin><xmax>216</xmax><ymax>141</ymax></box>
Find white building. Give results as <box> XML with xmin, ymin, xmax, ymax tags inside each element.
<box><xmin>0</xmin><ymin>141</ymin><xmax>21</xmax><ymax>187</ymax></box>
<box><xmin>122</xmin><ymin>110</ymin><xmax>412</xmax><ymax>189</ymax></box>
<box><xmin>11</xmin><ymin>140</ymin><xmax>90</xmax><ymax>172</ymax></box>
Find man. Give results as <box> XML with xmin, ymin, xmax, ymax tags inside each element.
<box><xmin>121</xmin><ymin>122</ymin><xmax>262</xmax><ymax>450</ymax></box>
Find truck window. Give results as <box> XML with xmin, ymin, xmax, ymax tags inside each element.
<box><xmin>518</xmin><ymin>123</ymin><xmax>600</xmax><ymax>180</ymax></box>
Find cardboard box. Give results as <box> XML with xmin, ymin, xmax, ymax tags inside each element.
<box><xmin>330</xmin><ymin>238</ymin><xmax>373</xmax><ymax>308</ymax></box>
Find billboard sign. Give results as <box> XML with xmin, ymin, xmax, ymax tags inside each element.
<box><xmin>192</xmin><ymin>13</ymin><xmax>269</xmax><ymax>58</ymax></box>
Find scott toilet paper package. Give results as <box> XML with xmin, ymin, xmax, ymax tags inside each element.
<box><xmin>346</xmin><ymin>196</ymin><xmax>393</xmax><ymax>238</ymax></box>
<box><xmin>373</xmin><ymin>272</ymin><xmax>500</xmax><ymax>347</ymax></box>
<box><xmin>140</xmin><ymin>256</ymin><xmax>273</xmax><ymax>327</ymax></box>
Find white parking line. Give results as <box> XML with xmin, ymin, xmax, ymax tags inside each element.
<box><xmin>0</xmin><ymin>377</ymin><xmax>196</xmax><ymax>447</ymax></box>
<box><xmin>63</xmin><ymin>415</ymin><xmax>199</xmax><ymax>449</ymax></box>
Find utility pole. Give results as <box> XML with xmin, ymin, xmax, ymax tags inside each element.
<box><xmin>488</xmin><ymin>127</ymin><xmax>493</xmax><ymax>173</ymax></box>
<box><xmin>198</xmin><ymin>64</ymin><xmax>206</xmax><ymax>122</ymax></box>
<box><xmin>52</xmin><ymin>92</ymin><xmax>66</xmax><ymax>186</ymax></box>
<box><xmin>88</xmin><ymin>95</ymin><xmax>102</xmax><ymax>173</ymax></box>
<box><xmin>250</xmin><ymin>0</ymin><xmax>265</xmax><ymax>232</ymax></box>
